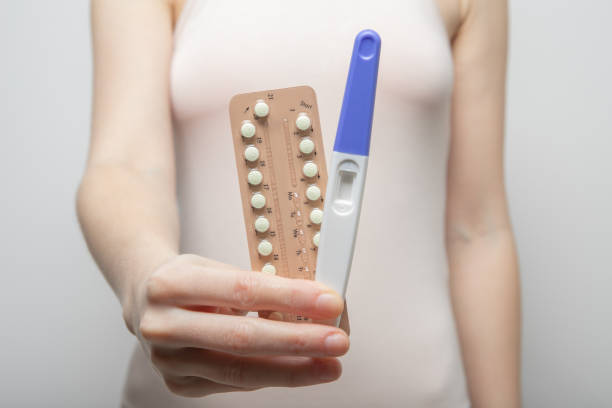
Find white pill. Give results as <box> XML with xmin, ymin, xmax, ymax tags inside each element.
<box><xmin>254</xmin><ymin>100</ymin><xmax>270</xmax><ymax>118</ymax></box>
<box><xmin>251</xmin><ymin>193</ymin><xmax>266</xmax><ymax>209</ymax></box>
<box><xmin>313</xmin><ymin>232</ymin><xmax>320</xmax><ymax>247</ymax></box>
<box><xmin>299</xmin><ymin>138</ymin><xmax>315</xmax><ymax>155</ymax></box>
<box><xmin>254</xmin><ymin>216</ymin><xmax>270</xmax><ymax>233</ymax></box>
<box><xmin>261</xmin><ymin>263</ymin><xmax>277</xmax><ymax>275</ymax></box>
<box><xmin>295</xmin><ymin>113</ymin><xmax>311</xmax><ymax>131</ymax></box>
<box><xmin>244</xmin><ymin>145</ymin><xmax>260</xmax><ymax>162</ymax></box>
<box><xmin>310</xmin><ymin>208</ymin><xmax>323</xmax><ymax>225</ymax></box>
<box><xmin>240</xmin><ymin>121</ymin><xmax>256</xmax><ymax>138</ymax></box>
<box><xmin>258</xmin><ymin>240</ymin><xmax>273</xmax><ymax>256</ymax></box>
<box><xmin>306</xmin><ymin>185</ymin><xmax>321</xmax><ymax>201</ymax></box>
<box><xmin>302</xmin><ymin>161</ymin><xmax>318</xmax><ymax>178</ymax></box>
<box><xmin>247</xmin><ymin>169</ymin><xmax>263</xmax><ymax>186</ymax></box>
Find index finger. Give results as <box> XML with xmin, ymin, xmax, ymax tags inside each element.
<box><xmin>146</xmin><ymin>264</ymin><xmax>344</xmax><ymax>320</ymax></box>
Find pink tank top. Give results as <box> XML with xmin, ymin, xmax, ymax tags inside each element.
<box><xmin>122</xmin><ymin>1</ymin><xmax>470</xmax><ymax>406</ymax></box>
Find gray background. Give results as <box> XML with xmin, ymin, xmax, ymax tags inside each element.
<box><xmin>1</xmin><ymin>1</ymin><xmax>610</xmax><ymax>407</ymax></box>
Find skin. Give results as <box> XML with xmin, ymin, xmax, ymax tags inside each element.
<box><xmin>78</xmin><ymin>0</ymin><xmax>520</xmax><ymax>405</ymax></box>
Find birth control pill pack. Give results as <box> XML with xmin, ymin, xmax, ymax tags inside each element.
<box><xmin>229</xmin><ymin>86</ymin><xmax>328</xmax><ymax>321</ymax></box>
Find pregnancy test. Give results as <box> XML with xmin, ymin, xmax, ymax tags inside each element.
<box><xmin>316</xmin><ymin>29</ymin><xmax>381</xmax><ymax>326</ymax></box>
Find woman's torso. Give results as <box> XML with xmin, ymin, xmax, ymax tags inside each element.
<box><xmin>122</xmin><ymin>0</ymin><xmax>469</xmax><ymax>406</ymax></box>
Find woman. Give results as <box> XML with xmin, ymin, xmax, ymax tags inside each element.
<box><xmin>78</xmin><ymin>0</ymin><xmax>520</xmax><ymax>406</ymax></box>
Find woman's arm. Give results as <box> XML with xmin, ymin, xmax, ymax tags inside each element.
<box><xmin>78</xmin><ymin>0</ymin><xmax>348</xmax><ymax>397</ymax></box>
<box><xmin>446</xmin><ymin>0</ymin><xmax>521</xmax><ymax>406</ymax></box>
<box><xmin>78</xmin><ymin>0</ymin><xmax>179</xmax><ymax>317</ymax></box>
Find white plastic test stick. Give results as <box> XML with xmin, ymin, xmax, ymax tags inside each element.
<box><xmin>315</xmin><ymin>29</ymin><xmax>381</xmax><ymax>326</ymax></box>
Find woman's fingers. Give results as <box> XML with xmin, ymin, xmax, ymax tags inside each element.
<box><xmin>153</xmin><ymin>348</ymin><xmax>342</xmax><ymax>388</ymax></box>
<box><xmin>146</xmin><ymin>257</ymin><xmax>344</xmax><ymax>319</ymax></box>
<box><xmin>264</xmin><ymin>301</ymin><xmax>350</xmax><ymax>335</ymax></box>
<box><xmin>139</xmin><ymin>308</ymin><xmax>350</xmax><ymax>357</ymax></box>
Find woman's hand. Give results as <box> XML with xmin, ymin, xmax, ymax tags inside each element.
<box><xmin>122</xmin><ymin>254</ymin><xmax>349</xmax><ymax>398</ymax></box>
<box><xmin>84</xmin><ymin>0</ymin><xmax>349</xmax><ymax>400</ymax></box>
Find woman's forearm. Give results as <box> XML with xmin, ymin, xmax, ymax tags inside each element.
<box><xmin>447</xmin><ymin>227</ymin><xmax>521</xmax><ymax>407</ymax></box>
<box><xmin>76</xmin><ymin>163</ymin><xmax>179</xmax><ymax>311</ymax></box>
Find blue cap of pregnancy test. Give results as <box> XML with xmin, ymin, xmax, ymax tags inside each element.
<box><xmin>333</xmin><ymin>29</ymin><xmax>381</xmax><ymax>156</ymax></box>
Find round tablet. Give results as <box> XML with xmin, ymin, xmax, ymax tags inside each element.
<box><xmin>299</xmin><ymin>138</ymin><xmax>315</xmax><ymax>155</ymax></box>
<box><xmin>310</xmin><ymin>208</ymin><xmax>323</xmax><ymax>225</ymax></box>
<box><xmin>240</xmin><ymin>121</ymin><xmax>256</xmax><ymax>138</ymax></box>
<box><xmin>302</xmin><ymin>161</ymin><xmax>318</xmax><ymax>178</ymax></box>
<box><xmin>313</xmin><ymin>232</ymin><xmax>320</xmax><ymax>247</ymax></box>
<box><xmin>258</xmin><ymin>240</ymin><xmax>273</xmax><ymax>256</ymax></box>
<box><xmin>247</xmin><ymin>169</ymin><xmax>263</xmax><ymax>186</ymax></box>
<box><xmin>254</xmin><ymin>100</ymin><xmax>270</xmax><ymax>118</ymax></box>
<box><xmin>244</xmin><ymin>145</ymin><xmax>260</xmax><ymax>162</ymax></box>
<box><xmin>261</xmin><ymin>263</ymin><xmax>276</xmax><ymax>275</ymax></box>
<box><xmin>251</xmin><ymin>193</ymin><xmax>266</xmax><ymax>209</ymax></box>
<box><xmin>295</xmin><ymin>113</ymin><xmax>311</xmax><ymax>131</ymax></box>
<box><xmin>254</xmin><ymin>216</ymin><xmax>270</xmax><ymax>233</ymax></box>
<box><xmin>306</xmin><ymin>185</ymin><xmax>321</xmax><ymax>201</ymax></box>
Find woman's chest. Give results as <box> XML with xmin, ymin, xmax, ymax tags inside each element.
<box><xmin>171</xmin><ymin>0</ymin><xmax>454</xmax><ymax>120</ymax></box>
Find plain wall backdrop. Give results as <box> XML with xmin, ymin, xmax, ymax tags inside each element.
<box><xmin>1</xmin><ymin>1</ymin><xmax>610</xmax><ymax>406</ymax></box>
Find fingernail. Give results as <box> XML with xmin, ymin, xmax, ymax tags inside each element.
<box><xmin>324</xmin><ymin>333</ymin><xmax>349</xmax><ymax>355</ymax></box>
<box><xmin>319</xmin><ymin>371</ymin><xmax>339</xmax><ymax>381</ymax></box>
<box><xmin>316</xmin><ymin>293</ymin><xmax>343</xmax><ymax>313</ymax></box>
